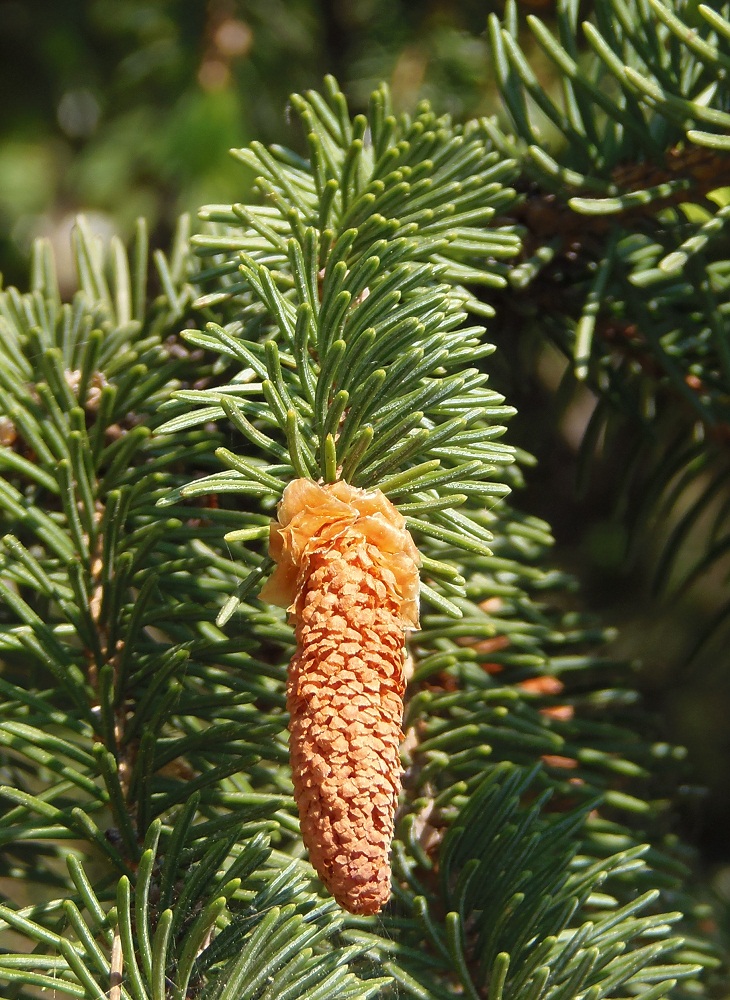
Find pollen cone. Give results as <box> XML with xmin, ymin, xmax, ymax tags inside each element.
<box><xmin>261</xmin><ymin>479</ymin><xmax>420</xmax><ymax>914</ymax></box>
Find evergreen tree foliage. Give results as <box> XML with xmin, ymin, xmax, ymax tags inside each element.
<box><xmin>0</xmin><ymin>2</ymin><xmax>728</xmax><ymax>999</ymax></box>
<box><xmin>486</xmin><ymin>0</ymin><xmax>730</xmax><ymax>647</ymax></box>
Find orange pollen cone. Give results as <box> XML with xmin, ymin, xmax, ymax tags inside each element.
<box><xmin>260</xmin><ymin>479</ymin><xmax>420</xmax><ymax>914</ymax></box>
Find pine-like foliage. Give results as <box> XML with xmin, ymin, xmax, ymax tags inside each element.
<box><xmin>486</xmin><ymin>0</ymin><xmax>730</xmax><ymax>648</ymax></box>
<box><xmin>0</xmin><ymin>4</ymin><xmax>727</xmax><ymax>1000</ymax></box>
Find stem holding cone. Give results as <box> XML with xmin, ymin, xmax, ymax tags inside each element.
<box><xmin>261</xmin><ymin>479</ymin><xmax>420</xmax><ymax>913</ymax></box>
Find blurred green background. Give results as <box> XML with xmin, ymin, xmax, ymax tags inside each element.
<box><xmin>0</xmin><ymin>0</ymin><xmax>511</xmax><ymax>293</ymax></box>
<box><xmin>3</xmin><ymin>0</ymin><xmax>730</xmax><ymax>920</ymax></box>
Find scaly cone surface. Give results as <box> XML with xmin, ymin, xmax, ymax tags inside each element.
<box><xmin>261</xmin><ymin>479</ymin><xmax>420</xmax><ymax>913</ymax></box>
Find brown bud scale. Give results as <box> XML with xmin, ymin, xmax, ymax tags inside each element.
<box><xmin>261</xmin><ymin>479</ymin><xmax>420</xmax><ymax>914</ymax></box>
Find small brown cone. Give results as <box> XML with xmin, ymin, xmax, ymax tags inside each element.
<box><xmin>260</xmin><ymin>479</ymin><xmax>420</xmax><ymax>914</ymax></box>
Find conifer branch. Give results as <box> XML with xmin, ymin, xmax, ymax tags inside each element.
<box><xmin>485</xmin><ymin>0</ymin><xmax>730</xmax><ymax>648</ymax></box>
<box><xmin>0</xmin><ymin>58</ymin><xmax>721</xmax><ymax>1000</ymax></box>
<box><xmin>160</xmin><ymin>76</ymin><xmax>711</xmax><ymax>988</ymax></box>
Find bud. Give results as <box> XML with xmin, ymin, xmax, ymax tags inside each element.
<box><xmin>261</xmin><ymin>479</ymin><xmax>420</xmax><ymax>913</ymax></box>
